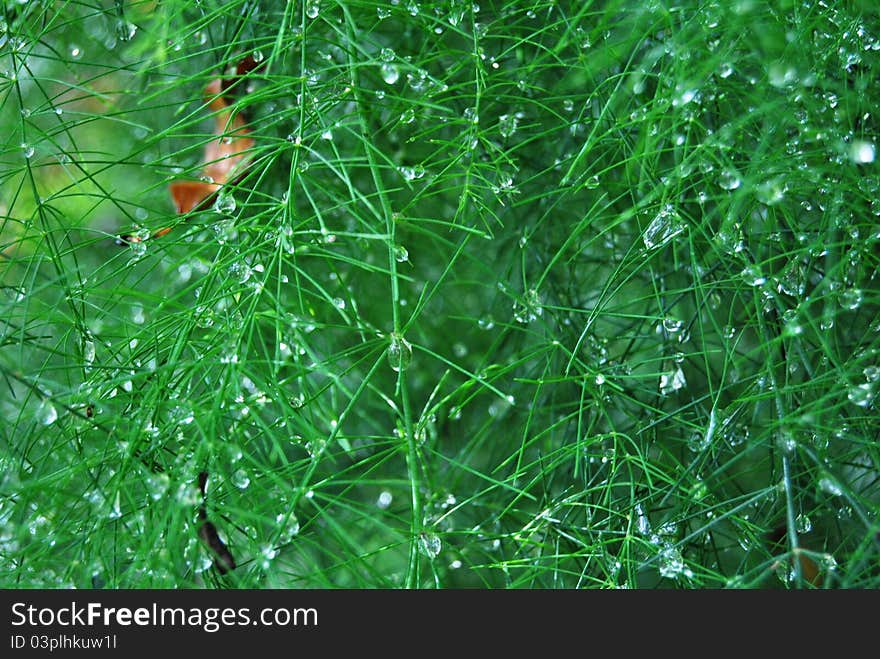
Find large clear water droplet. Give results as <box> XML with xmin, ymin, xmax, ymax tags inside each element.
<box><xmin>37</xmin><ymin>400</ymin><xmax>57</xmax><ymax>425</ymax></box>
<box><xmin>276</xmin><ymin>513</ymin><xmax>300</xmax><ymax>542</ymax></box>
<box><xmin>115</xmin><ymin>19</ymin><xmax>137</xmax><ymax>42</ymax></box>
<box><xmin>377</xmin><ymin>490</ymin><xmax>392</xmax><ymax>509</ymax></box>
<box><xmin>513</xmin><ymin>288</ymin><xmax>543</xmax><ymax>323</ymax></box>
<box><xmin>380</xmin><ymin>63</ymin><xmax>399</xmax><ymax>84</ymax></box>
<box><xmin>718</xmin><ymin>168</ymin><xmax>742</xmax><ymax>190</ymax></box>
<box><xmin>849</xmin><ymin>140</ymin><xmax>875</xmax><ymax>164</ymax></box>
<box><xmin>795</xmin><ymin>514</ymin><xmax>812</xmax><ymax>533</ymax></box>
<box><xmin>387</xmin><ymin>333</ymin><xmax>412</xmax><ymax>372</ymax></box>
<box><xmin>418</xmin><ymin>532</ymin><xmax>441</xmax><ymax>559</ymax></box>
<box><xmin>658</xmin><ymin>543</ymin><xmax>692</xmax><ymax>579</ymax></box>
<box><xmin>755</xmin><ymin>177</ymin><xmax>786</xmax><ymax>205</ymax></box>
<box><xmin>259</xmin><ymin>544</ymin><xmax>278</xmax><ymax>569</ymax></box>
<box><xmin>659</xmin><ymin>367</ymin><xmax>687</xmax><ymax>395</ymax></box>
<box><xmin>213</xmin><ymin>192</ymin><xmax>236</xmax><ymax>214</ymax></box>
<box><xmin>634</xmin><ymin>503</ymin><xmax>651</xmax><ymax>536</ymax></box>
<box><xmin>819</xmin><ymin>475</ymin><xmax>843</xmax><ymax>496</ymax></box>
<box><xmin>232</xmin><ymin>468</ymin><xmax>251</xmax><ymax>490</ymax></box>
<box><xmin>847</xmin><ymin>382</ymin><xmax>874</xmax><ymax>407</ymax></box>
<box><xmin>740</xmin><ymin>264</ymin><xmax>766</xmax><ymax>287</ymax></box>
<box><xmin>83</xmin><ymin>340</ymin><xmax>96</xmax><ymax>367</ymax></box>
<box><xmin>643</xmin><ymin>205</ymin><xmax>685</xmax><ymax>249</ymax></box>
<box><xmin>838</xmin><ymin>288</ymin><xmax>863</xmax><ymax>310</ymax></box>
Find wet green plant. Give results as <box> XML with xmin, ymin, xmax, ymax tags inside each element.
<box><xmin>1</xmin><ymin>0</ymin><xmax>878</xmax><ymax>588</ymax></box>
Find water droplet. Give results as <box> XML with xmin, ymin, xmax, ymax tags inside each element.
<box><xmin>399</xmin><ymin>165</ymin><xmax>425</xmax><ymax>181</ymax></box>
<box><xmin>643</xmin><ymin>205</ymin><xmax>685</xmax><ymax>249</ymax></box>
<box><xmin>478</xmin><ymin>315</ymin><xmax>495</xmax><ymax>330</ymax></box>
<box><xmin>513</xmin><ymin>288</ymin><xmax>543</xmax><ymax>323</ymax></box>
<box><xmin>379</xmin><ymin>48</ymin><xmax>395</xmax><ymax>62</ymax></box>
<box><xmin>768</xmin><ymin>61</ymin><xmax>798</xmax><ymax>88</ymax></box>
<box><xmin>659</xmin><ymin>366</ymin><xmax>687</xmax><ymax>395</ymax></box>
<box><xmin>672</xmin><ymin>84</ymin><xmax>699</xmax><ymax>107</ymax></box>
<box><xmin>36</xmin><ymin>399</ymin><xmax>57</xmax><ymax>425</ymax></box>
<box><xmin>115</xmin><ymin>19</ymin><xmax>137</xmax><ymax>42</ymax></box>
<box><xmin>755</xmin><ymin>178</ymin><xmax>786</xmax><ymax>205</ymax></box>
<box><xmin>400</xmin><ymin>107</ymin><xmax>416</xmax><ymax>124</ymax></box>
<box><xmin>498</xmin><ymin>112</ymin><xmax>522</xmax><ymax>138</ymax></box>
<box><xmin>634</xmin><ymin>503</ymin><xmax>651</xmax><ymax>536</ymax></box>
<box><xmin>819</xmin><ymin>475</ymin><xmax>843</xmax><ymax>496</ymax></box>
<box><xmin>377</xmin><ymin>7</ymin><xmax>391</xmax><ymax>19</ymax></box>
<box><xmin>782</xmin><ymin>309</ymin><xmax>803</xmax><ymax>336</ymax></box>
<box><xmin>740</xmin><ymin>264</ymin><xmax>766</xmax><ymax>286</ymax></box>
<box><xmin>109</xmin><ymin>490</ymin><xmax>122</xmax><ymax>519</ymax></box>
<box><xmin>838</xmin><ymin>288</ymin><xmax>863</xmax><ymax>310</ymax></box>
<box><xmin>418</xmin><ymin>532</ymin><xmax>441</xmax><ymax>559</ymax></box>
<box><xmin>171</xmin><ymin>405</ymin><xmax>194</xmax><ymax>425</ymax></box>
<box><xmin>662</xmin><ymin>316</ymin><xmax>684</xmax><ymax>333</ymax></box>
<box><xmin>332</xmin><ymin>297</ymin><xmax>346</xmax><ymax>310</ymax></box>
<box><xmin>658</xmin><ymin>543</ymin><xmax>692</xmax><ymax>579</ymax></box>
<box><xmin>776</xmin><ymin>431</ymin><xmax>797</xmax><ymax>454</ymax></box>
<box><xmin>227</xmin><ymin>261</ymin><xmax>253</xmax><ymax>284</ymax></box>
<box><xmin>377</xmin><ymin>491</ymin><xmax>392</xmax><ymax>509</ymax></box>
<box><xmin>795</xmin><ymin>514</ymin><xmax>812</xmax><ymax>534</ymax></box>
<box><xmin>83</xmin><ymin>340</ymin><xmax>96</xmax><ymax>367</ymax></box>
<box><xmin>232</xmin><ymin>468</ymin><xmax>251</xmax><ymax>490</ymax></box>
<box><xmin>687</xmin><ymin>431</ymin><xmax>710</xmax><ymax>453</ymax></box>
<box><xmin>305</xmin><ymin>0</ymin><xmax>320</xmax><ymax>19</ymax></box>
<box><xmin>146</xmin><ymin>473</ymin><xmax>170</xmax><ymax>501</ymax></box>
<box><xmin>394</xmin><ymin>244</ymin><xmax>409</xmax><ymax>262</ymax></box>
<box><xmin>276</xmin><ymin>513</ymin><xmax>300</xmax><ymax>542</ymax></box>
<box><xmin>387</xmin><ymin>333</ymin><xmax>412</xmax><ymax>372</ymax></box>
<box><xmin>584</xmin><ymin>174</ymin><xmax>600</xmax><ymax>189</ymax></box>
<box><xmin>718</xmin><ymin>62</ymin><xmax>734</xmax><ymax>78</ymax></box>
<box><xmin>259</xmin><ymin>544</ymin><xmax>278</xmax><ymax>569</ymax></box>
<box><xmin>213</xmin><ymin>192</ymin><xmax>236</xmax><ymax>214</ymax></box>
<box><xmin>718</xmin><ymin>168</ymin><xmax>742</xmax><ymax>190</ymax></box>
<box><xmin>175</xmin><ymin>483</ymin><xmax>201</xmax><ymax>506</ymax></box>
<box><xmin>849</xmin><ymin>140</ymin><xmax>875</xmax><ymax>164</ymax></box>
<box><xmin>70</xmin><ymin>46</ymin><xmax>82</xmax><ymax>59</ymax></box>
<box><xmin>863</xmin><ymin>366</ymin><xmax>880</xmax><ymax>382</ymax></box>
<box><xmin>847</xmin><ymin>382</ymin><xmax>874</xmax><ymax>407</ymax></box>
<box><xmin>20</xmin><ymin>143</ymin><xmax>34</xmax><ymax>159</ymax></box>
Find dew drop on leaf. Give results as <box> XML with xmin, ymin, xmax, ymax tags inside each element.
<box><xmin>37</xmin><ymin>400</ymin><xmax>57</xmax><ymax>425</ymax></box>
<box><xmin>115</xmin><ymin>19</ymin><xmax>137</xmax><ymax>42</ymax></box>
<box><xmin>795</xmin><ymin>514</ymin><xmax>812</xmax><ymax>533</ymax></box>
<box><xmin>213</xmin><ymin>192</ymin><xmax>236</xmax><ymax>214</ymax></box>
<box><xmin>232</xmin><ymin>468</ymin><xmax>250</xmax><ymax>490</ymax></box>
<box><xmin>740</xmin><ymin>264</ymin><xmax>766</xmax><ymax>287</ymax></box>
<box><xmin>418</xmin><ymin>532</ymin><xmax>441</xmax><ymax>559</ymax></box>
<box><xmin>513</xmin><ymin>288</ymin><xmax>543</xmax><ymax>323</ymax></box>
<box><xmin>847</xmin><ymin>382</ymin><xmax>874</xmax><ymax>407</ymax></box>
<box><xmin>387</xmin><ymin>333</ymin><xmax>412</xmax><ymax>372</ymax></box>
<box><xmin>849</xmin><ymin>140</ymin><xmax>875</xmax><ymax>164</ymax></box>
<box><xmin>643</xmin><ymin>205</ymin><xmax>685</xmax><ymax>249</ymax></box>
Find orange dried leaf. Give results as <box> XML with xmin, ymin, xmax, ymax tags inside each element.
<box><xmin>118</xmin><ymin>57</ymin><xmax>259</xmax><ymax>244</ymax></box>
<box><xmin>170</xmin><ymin>77</ymin><xmax>254</xmax><ymax>214</ymax></box>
